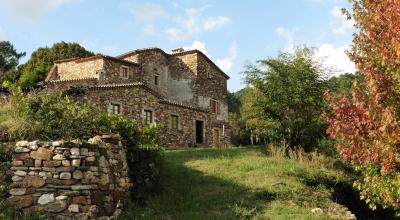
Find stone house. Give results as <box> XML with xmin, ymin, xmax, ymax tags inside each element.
<box><xmin>45</xmin><ymin>47</ymin><xmax>230</xmax><ymax>147</ymax></box>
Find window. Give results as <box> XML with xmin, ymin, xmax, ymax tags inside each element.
<box><xmin>121</xmin><ymin>67</ymin><xmax>128</xmax><ymax>78</ymax></box>
<box><xmin>210</xmin><ymin>99</ymin><xmax>221</xmax><ymax>114</ymax></box>
<box><xmin>170</xmin><ymin>115</ymin><xmax>178</xmax><ymax>129</ymax></box>
<box><xmin>144</xmin><ymin>109</ymin><xmax>153</xmax><ymax>125</ymax></box>
<box><xmin>154</xmin><ymin>74</ymin><xmax>159</xmax><ymax>85</ymax></box>
<box><xmin>108</xmin><ymin>103</ymin><xmax>121</xmax><ymax>115</ymax></box>
<box><xmin>207</xmin><ymin>72</ymin><xmax>212</xmax><ymax>79</ymax></box>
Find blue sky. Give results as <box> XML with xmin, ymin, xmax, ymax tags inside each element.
<box><xmin>0</xmin><ymin>0</ymin><xmax>355</xmax><ymax>91</ymax></box>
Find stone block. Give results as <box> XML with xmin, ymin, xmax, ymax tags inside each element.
<box><xmin>10</xmin><ymin>188</ymin><xmax>27</xmax><ymax>196</ymax></box>
<box><xmin>38</xmin><ymin>193</ymin><xmax>55</xmax><ymax>205</ymax></box>
<box><xmin>68</xmin><ymin>204</ymin><xmax>79</xmax><ymax>213</ymax></box>
<box><xmin>60</xmin><ymin>172</ymin><xmax>71</xmax><ymax>180</ymax></box>
<box><xmin>31</xmin><ymin>148</ymin><xmax>52</xmax><ymax>161</ymax></box>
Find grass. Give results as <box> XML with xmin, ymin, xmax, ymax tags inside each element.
<box><xmin>119</xmin><ymin>146</ymin><xmax>367</xmax><ymax>220</ymax></box>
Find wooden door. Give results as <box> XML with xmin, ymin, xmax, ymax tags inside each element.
<box><xmin>213</xmin><ymin>129</ymin><xmax>220</xmax><ymax>148</ymax></box>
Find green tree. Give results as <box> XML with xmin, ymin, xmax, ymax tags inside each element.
<box><xmin>326</xmin><ymin>72</ymin><xmax>363</xmax><ymax>97</ymax></box>
<box><xmin>0</xmin><ymin>41</ymin><xmax>25</xmax><ymax>88</ymax></box>
<box><xmin>244</xmin><ymin>47</ymin><xmax>328</xmax><ymax>150</ymax></box>
<box><xmin>18</xmin><ymin>41</ymin><xmax>93</xmax><ymax>89</ymax></box>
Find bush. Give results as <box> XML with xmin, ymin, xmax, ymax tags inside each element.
<box><xmin>0</xmin><ymin>89</ymin><xmax>162</xmax><ymax>204</ymax></box>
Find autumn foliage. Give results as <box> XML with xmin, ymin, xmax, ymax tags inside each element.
<box><xmin>324</xmin><ymin>0</ymin><xmax>400</xmax><ymax>209</ymax></box>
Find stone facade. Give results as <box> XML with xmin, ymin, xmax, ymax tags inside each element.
<box><xmin>45</xmin><ymin>47</ymin><xmax>230</xmax><ymax>147</ymax></box>
<box><xmin>8</xmin><ymin>135</ymin><xmax>131</xmax><ymax>219</ymax></box>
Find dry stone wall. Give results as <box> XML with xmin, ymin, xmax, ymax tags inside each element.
<box><xmin>8</xmin><ymin>134</ymin><xmax>131</xmax><ymax>220</ymax></box>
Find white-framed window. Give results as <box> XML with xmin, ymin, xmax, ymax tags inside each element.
<box><xmin>144</xmin><ymin>109</ymin><xmax>153</xmax><ymax>125</ymax></box>
<box><xmin>121</xmin><ymin>66</ymin><xmax>129</xmax><ymax>78</ymax></box>
<box><xmin>108</xmin><ymin>103</ymin><xmax>121</xmax><ymax>115</ymax></box>
<box><xmin>170</xmin><ymin>114</ymin><xmax>179</xmax><ymax>129</ymax></box>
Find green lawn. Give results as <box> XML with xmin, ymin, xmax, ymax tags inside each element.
<box><xmin>120</xmin><ymin>147</ymin><xmax>367</xmax><ymax>220</ymax></box>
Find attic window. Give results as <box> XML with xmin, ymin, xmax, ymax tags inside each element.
<box><xmin>121</xmin><ymin>66</ymin><xmax>128</xmax><ymax>78</ymax></box>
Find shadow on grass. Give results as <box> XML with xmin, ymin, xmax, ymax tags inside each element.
<box><xmin>292</xmin><ymin>169</ymin><xmax>397</xmax><ymax>220</ymax></box>
<box><xmin>119</xmin><ymin>148</ymin><xmax>275</xmax><ymax>220</ymax></box>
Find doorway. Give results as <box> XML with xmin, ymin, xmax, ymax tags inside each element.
<box><xmin>195</xmin><ymin>120</ymin><xmax>204</xmax><ymax>144</ymax></box>
<box><xmin>213</xmin><ymin>128</ymin><xmax>220</xmax><ymax>148</ymax></box>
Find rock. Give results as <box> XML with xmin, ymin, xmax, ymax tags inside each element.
<box><xmin>28</xmin><ymin>141</ymin><xmax>39</xmax><ymax>150</ymax></box>
<box><xmin>68</xmin><ymin>204</ymin><xmax>79</xmax><ymax>213</ymax></box>
<box><xmin>112</xmin><ymin>209</ymin><xmax>123</xmax><ymax>219</ymax></box>
<box><xmin>72</xmin><ymin>196</ymin><xmax>89</xmax><ymax>205</ymax></box>
<box><xmin>28</xmin><ymin>171</ymin><xmax>36</xmax><ymax>176</ymax></box>
<box><xmin>16</xmin><ymin>141</ymin><xmax>29</xmax><ymax>147</ymax></box>
<box><xmin>39</xmin><ymin>171</ymin><xmax>46</xmax><ymax>177</ymax></box>
<box><xmin>14</xmin><ymin>170</ymin><xmax>27</xmax><ymax>176</ymax></box>
<box><xmin>35</xmin><ymin>160</ymin><xmax>42</xmax><ymax>167</ymax></box>
<box><xmin>73</xmin><ymin>170</ymin><xmax>83</xmax><ymax>179</ymax></box>
<box><xmin>56</xmin><ymin>166</ymin><xmax>74</xmax><ymax>172</ymax></box>
<box><xmin>15</xmin><ymin>153</ymin><xmax>30</xmax><ymax>160</ymax></box>
<box><xmin>62</xmin><ymin>160</ymin><xmax>70</xmax><ymax>166</ymax></box>
<box><xmin>80</xmin><ymin>148</ymin><xmax>89</xmax><ymax>156</ymax></box>
<box><xmin>12</xmin><ymin>175</ymin><xmax>23</xmax><ymax>182</ymax></box>
<box><xmin>52</xmin><ymin>141</ymin><xmax>63</xmax><ymax>147</ymax></box>
<box><xmin>43</xmin><ymin>160</ymin><xmax>62</xmax><ymax>167</ymax></box>
<box><xmin>71</xmin><ymin>185</ymin><xmax>93</xmax><ymax>191</ymax></box>
<box><xmin>86</xmin><ymin>156</ymin><xmax>95</xmax><ymax>162</ymax></box>
<box><xmin>43</xmin><ymin>167</ymin><xmax>56</xmax><ymax>172</ymax></box>
<box><xmin>53</xmin><ymin>154</ymin><xmax>66</xmax><ymax>160</ymax></box>
<box><xmin>22</xmin><ymin>176</ymin><xmax>45</xmax><ymax>188</ymax></box>
<box><xmin>9</xmin><ymin>188</ymin><xmax>26</xmax><ymax>196</ymax></box>
<box><xmin>12</xmin><ymin>160</ymin><xmax>23</xmax><ymax>166</ymax></box>
<box><xmin>15</xmin><ymin>146</ymin><xmax>30</xmax><ymax>153</ymax></box>
<box><xmin>311</xmin><ymin>208</ymin><xmax>323</xmax><ymax>214</ymax></box>
<box><xmin>70</xmin><ymin>148</ymin><xmax>80</xmax><ymax>156</ymax></box>
<box><xmin>72</xmin><ymin>159</ymin><xmax>81</xmax><ymax>167</ymax></box>
<box><xmin>38</xmin><ymin>193</ymin><xmax>55</xmax><ymax>205</ymax></box>
<box><xmin>31</xmin><ymin>147</ymin><xmax>52</xmax><ymax>161</ymax></box>
<box><xmin>8</xmin><ymin>195</ymin><xmax>33</xmax><ymax>208</ymax></box>
<box><xmin>60</xmin><ymin>172</ymin><xmax>71</xmax><ymax>180</ymax></box>
<box><xmin>99</xmin><ymin>156</ymin><xmax>108</xmax><ymax>167</ymax></box>
<box><xmin>45</xmin><ymin>200</ymin><xmax>67</xmax><ymax>213</ymax></box>
<box><xmin>56</xmin><ymin>195</ymin><xmax>68</xmax><ymax>201</ymax></box>
<box><xmin>99</xmin><ymin>175</ymin><xmax>110</xmax><ymax>186</ymax></box>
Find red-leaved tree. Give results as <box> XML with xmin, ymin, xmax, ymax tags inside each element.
<box><xmin>324</xmin><ymin>0</ymin><xmax>400</xmax><ymax>209</ymax></box>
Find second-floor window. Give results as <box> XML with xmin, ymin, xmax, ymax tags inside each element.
<box><xmin>121</xmin><ymin>67</ymin><xmax>128</xmax><ymax>78</ymax></box>
<box><xmin>144</xmin><ymin>109</ymin><xmax>153</xmax><ymax>125</ymax></box>
<box><xmin>108</xmin><ymin>103</ymin><xmax>121</xmax><ymax>115</ymax></box>
<box><xmin>210</xmin><ymin>99</ymin><xmax>220</xmax><ymax>114</ymax></box>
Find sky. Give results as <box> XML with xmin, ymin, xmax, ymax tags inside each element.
<box><xmin>0</xmin><ymin>0</ymin><xmax>355</xmax><ymax>92</ymax></box>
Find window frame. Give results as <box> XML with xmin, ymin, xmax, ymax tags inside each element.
<box><xmin>144</xmin><ymin>109</ymin><xmax>153</xmax><ymax>125</ymax></box>
<box><xmin>121</xmin><ymin>66</ymin><xmax>129</xmax><ymax>79</ymax></box>
<box><xmin>108</xmin><ymin>103</ymin><xmax>121</xmax><ymax>115</ymax></box>
<box><xmin>170</xmin><ymin>114</ymin><xmax>179</xmax><ymax>130</ymax></box>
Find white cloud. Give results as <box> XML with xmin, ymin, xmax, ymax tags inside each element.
<box><xmin>0</xmin><ymin>0</ymin><xmax>75</xmax><ymax>22</ymax></box>
<box><xmin>216</xmin><ymin>41</ymin><xmax>238</xmax><ymax>72</ymax></box>
<box><xmin>316</xmin><ymin>43</ymin><xmax>355</xmax><ymax>75</ymax></box>
<box><xmin>183</xmin><ymin>40</ymin><xmax>209</xmax><ymax>56</ymax></box>
<box><xmin>130</xmin><ymin>3</ymin><xmax>166</xmax><ymax>22</ymax></box>
<box><xmin>165</xmin><ymin>6</ymin><xmax>230</xmax><ymax>41</ymax></box>
<box><xmin>203</xmin><ymin>16</ymin><xmax>230</xmax><ymax>30</ymax></box>
<box><xmin>330</xmin><ymin>6</ymin><xmax>354</xmax><ymax>35</ymax></box>
<box><xmin>275</xmin><ymin>26</ymin><xmax>301</xmax><ymax>52</ymax></box>
<box><xmin>143</xmin><ymin>24</ymin><xmax>157</xmax><ymax>36</ymax></box>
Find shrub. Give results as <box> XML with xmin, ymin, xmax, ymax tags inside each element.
<box><xmin>0</xmin><ymin>89</ymin><xmax>162</xmax><ymax>204</ymax></box>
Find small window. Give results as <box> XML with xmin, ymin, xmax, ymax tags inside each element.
<box><xmin>121</xmin><ymin>67</ymin><xmax>128</xmax><ymax>78</ymax></box>
<box><xmin>154</xmin><ymin>74</ymin><xmax>159</xmax><ymax>85</ymax></box>
<box><xmin>170</xmin><ymin>115</ymin><xmax>178</xmax><ymax>129</ymax></box>
<box><xmin>108</xmin><ymin>103</ymin><xmax>121</xmax><ymax>115</ymax></box>
<box><xmin>207</xmin><ymin>72</ymin><xmax>212</xmax><ymax>79</ymax></box>
<box><xmin>144</xmin><ymin>109</ymin><xmax>153</xmax><ymax>125</ymax></box>
<box><xmin>210</xmin><ymin>99</ymin><xmax>217</xmax><ymax>113</ymax></box>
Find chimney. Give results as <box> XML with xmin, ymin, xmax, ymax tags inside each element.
<box><xmin>171</xmin><ymin>48</ymin><xmax>184</xmax><ymax>54</ymax></box>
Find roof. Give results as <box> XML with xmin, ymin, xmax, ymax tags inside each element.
<box><xmin>117</xmin><ymin>47</ymin><xmax>230</xmax><ymax>79</ymax></box>
<box><xmin>54</xmin><ymin>54</ymin><xmax>140</xmax><ymax>66</ymax></box>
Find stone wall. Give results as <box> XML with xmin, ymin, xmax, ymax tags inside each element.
<box><xmin>8</xmin><ymin>134</ymin><xmax>131</xmax><ymax>220</ymax></box>
<box><xmin>57</xmin><ymin>58</ymin><xmax>103</xmax><ymax>80</ymax></box>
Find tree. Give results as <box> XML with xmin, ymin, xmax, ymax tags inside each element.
<box><xmin>324</xmin><ymin>0</ymin><xmax>400</xmax><ymax>209</ymax></box>
<box><xmin>0</xmin><ymin>41</ymin><xmax>25</xmax><ymax>88</ymax></box>
<box><xmin>245</xmin><ymin>47</ymin><xmax>328</xmax><ymax>150</ymax></box>
<box><xmin>17</xmin><ymin>41</ymin><xmax>93</xmax><ymax>89</ymax></box>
